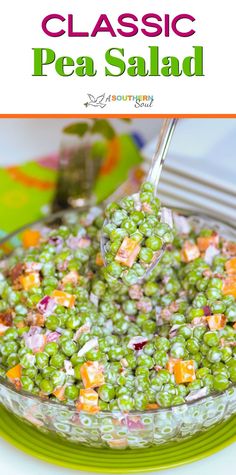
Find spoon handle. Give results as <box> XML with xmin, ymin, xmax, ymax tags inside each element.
<box><xmin>147</xmin><ymin>118</ymin><xmax>177</xmax><ymax>194</ymax></box>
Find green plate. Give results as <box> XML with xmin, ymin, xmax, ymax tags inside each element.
<box><xmin>0</xmin><ymin>405</ymin><xmax>235</xmax><ymax>473</ymax></box>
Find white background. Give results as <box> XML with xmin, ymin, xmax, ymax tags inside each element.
<box><xmin>0</xmin><ymin>0</ymin><xmax>236</xmax><ymax>114</ymax></box>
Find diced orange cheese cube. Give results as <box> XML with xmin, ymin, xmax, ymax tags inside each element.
<box><xmin>22</xmin><ymin>230</ymin><xmax>41</xmax><ymax>248</ymax></box>
<box><xmin>6</xmin><ymin>364</ymin><xmax>22</xmax><ymax>381</ymax></box>
<box><xmin>181</xmin><ymin>241</ymin><xmax>200</xmax><ymax>263</ymax></box>
<box><xmin>225</xmin><ymin>258</ymin><xmax>236</xmax><ymax>276</ymax></box>
<box><xmin>19</xmin><ymin>272</ymin><xmax>40</xmax><ymax>291</ymax></box>
<box><xmin>233</xmin><ymin>323</ymin><xmax>236</xmax><ymax>329</ymax></box>
<box><xmin>206</xmin><ymin>314</ymin><xmax>226</xmax><ymax>330</ymax></box>
<box><xmin>197</xmin><ymin>233</ymin><xmax>219</xmax><ymax>251</ymax></box>
<box><xmin>222</xmin><ymin>277</ymin><xmax>236</xmax><ymax>298</ymax></box>
<box><xmin>166</xmin><ymin>357</ymin><xmax>180</xmax><ymax>374</ymax></box>
<box><xmin>80</xmin><ymin>361</ymin><xmax>105</xmax><ymax>389</ymax></box>
<box><xmin>174</xmin><ymin>360</ymin><xmax>196</xmax><ymax>384</ymax></box>
<box><xmin>95</xmin><ymin>253</ymin><xmax>104</xmax><ymax>266</ymax></box>
<box><xmin>108</xmin><ymin>438</ymin><xmax>128</xmax><ymax>449</ymax></box>
<box><xmin>53</xmin><ymin>386</ymin><xmax>66</xmax><ymax>401</ymax></box>
<box><xmin>146</xmin><ymin>403</ymin><xmax>159</xmax><ymax>410</ymax></box>
<box><xmin>51</xmin><ymin>290</ymin><xmax>76</xmax><ymax>308</ymax></box>
<box><xmin>76</xmin><ymin>388</ymin><xmax>99</xmax><ymax>413</ymax></box>
<box><xmin>115</xmin><ymin>237</ymin><xmax>141</xmax><ymax>267</ymax></box>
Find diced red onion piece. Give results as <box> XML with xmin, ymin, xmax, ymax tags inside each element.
<box><xmin>64</xmin><ymin>360</ymin><xmax>75</xmax><ymax>376</ymax></box>
<box><xmin>77</xmin><ymin>337</ymin><xmax>98</xmax><ymax>357</ymax></box>
<box><xmin>185</xmin><ymin>387</ymin><xmax>208</xmax><ymax>402</ymax></box>
<box><xmin>90</xmin><ymin>292</ymin><xmax>99</xmax><ymax>307</ymax></box>
<box><xmin>173</xmin><ymin>214</ymin><xmax>191</xmax><ymax>234</ymax></box>
<box><xmin>127</xmin><ymin>336</ymin><xmax>148</xmax><ymax>351</ymax></box>
<box><xmin>204</xmin><ymin>245</ymin><xmax>220</xmax><ymax>265</ymax></box>
<box><xmin>202</xmin><ymin>305</ymin><xmax>212</xmax><ymax>316</ymax></box>
<box><xmin>161</xmin><ymin>207</ymin><xmax>173</xmax><ymax>228</ymax></box>
<box><xmin>37</xmin><ymin>296</ymin><xmax>57</xmax><ymax>317</ymax></box>
<box><xmin>46</xmin><ymin>331</ymin><xmax>61</xmax><ymax>342</ymax></box>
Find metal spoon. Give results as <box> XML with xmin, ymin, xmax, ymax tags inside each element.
<box><xmin>101</xmin><ymin>118</ymin><xmax>177</xmax><ymax>278</ymax></box>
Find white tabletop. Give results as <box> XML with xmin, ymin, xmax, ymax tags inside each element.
<box><xmin>0</xmin><ymin>436</ymin><xmax>235</xmax><ymax>475</ymax></box>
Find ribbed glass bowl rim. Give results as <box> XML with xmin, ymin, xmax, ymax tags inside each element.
<box><xmin>0</xmin><ymin>205</ymin><xmax>236</xmax><ymax>417</ymax></box>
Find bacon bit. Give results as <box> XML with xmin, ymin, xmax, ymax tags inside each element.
<box><xmin>51</xmin><ymin>290</ymin><xmax>76</xmax><ymax>308</ymax></box>
<box><xmin>222</xmin><ymin>241</ymin><xmax>236</xmax><ymax>257</ymax></box>
<box><xmin>95</xmin><ymin>252</ymin><xmax>104</xmax><ymax>266</ymax></box>
<box><xmin>19</xmin><ymin>272</ymin><xmax>40</xmax><ymax>291</ymax></box>
<box><xmin>53</xmin><ymin>386</ymin><xmax>66</xmax><ymax>401</ymax></box>
<box><xmin>25</xmin><ymin>312</ymin><xmax>45</xmax><ymax>327</ymax></box>
<box><xmin>206</xmin><ymin>314</ymin><xmax>226</xmax><ymax>331</ymax></box>
<box><xmin>222</xmin><ymin>277</ymin><xmax>236</xmax><ymax>298</ymax></box>
<box><xmin>61</xmin><ymin>271</ymin><xmax>79</xmax><ymax>287</ymax></box>
<box><xmin>80</xmin><ymin>361</ymin><xmax>105</xmax><ymax>389</ymax></box>
<box><xmin>73</xmin><ymin>323</ymin><xmax>91</xmax><ymax>341</ymax></box>
<box><xmin>146</xmin><ymin>403</ymin><xmax>159</xmax><ymax>410</ymax></box>
<box><xmin>174</xmin><ymin>360</ymin><xmax>196</xmax><ymax>384</ymax></box>
<box><xmin>225</xmin><ymin>258</ymin><xmax>236</xmax><ymax>276</ymax></box>
<box><xmin>128</xmin><ymin>284</ymin><xmax>143</xmax><ymax>300</ymax></box>
<box><xmin>115</xmin><ymin>237</ymin><xmax>141</xmax><ymax>268</ymax></box>
<box><xmin>181</xmin><ymin>241</ymin><xmax>200</xmax><ymax>263</ymax></box>
<box><xmin>108</xmin><ymin>438</ymin><xmax>128</xmax><ymax>449</ymax></box>
<box><xmin>136</xmin><ymin>298</ymin><xmax>152</xmax><ymax>313</ymax></box>
<box><xmin>166</xmin><ymin>357</ymin><xmax>180</xmax><ymax>374</ymax></box>
<box><xmin>202</xmin><ymin>306</ymin><xmax>212</xmax><ymax>316</ymax></box>
<box><xmin>22</xmin><ymin>230</ymin><xmax>41</xmax><ymax>248</ymax></box>
<box><xmin>6</xmin><ymin>364</ymin><xmax>22</xmax><ymax>382</ymax></box>
<box><xmin>197</xmin><ymin>232</ymin><xmax>219</xmax><ymax>252</ymax></box>
<box><xmin>127</xmin><ymin>336</ymin><xmax>148</xmax><ymax>351</ymax></box>
<box><xmin>0</xmin><ymin>310</ymin><xmax>13</xmax><ymax>327</ymax></box>
<box><xmin>76</xmin><ymin>388</ymin><xmax>99</xmax><ymax>413</ymax></box>
<box><xmin>9</xmin><ymin>263</ymin><xmax>25</xmax><ymax>283</ymax></box>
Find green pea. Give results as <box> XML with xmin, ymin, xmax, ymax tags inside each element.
<box><xmin>61</xmin><ymin>339</ymin><xmax>78</xmax><ymax>356</ymax></box>
<box><xmin>40</xmin><ymin>379</ymin><xmax>54</xmax><ymax>394</ymax></box>
<box><xmin>203</xmin><ymin>331</ymin><xmax>219</xmax><ymax>347</ymax></box>
<box><xmin>98</xmin><ymin>384</ymin><xmax>115</xmax><ymax>402</ymax></box>
<box><xmin>138</xmin><ymin>247</ymin><xmax>154</xmax><ymax>263</ymax></box>
<box><xmin>50</xmin><ymin>353</ymin><xmax>65</xmax><ymax>368</ymax></box>
<box><xmin>21</xmin><ymin>376</ymin><xmax>34</xmax><ymax>392</ymax></box>
<box><xmin>65</xmin><ymin>385</ymin><xmax>79</xmax><ymax>400</ymax></box>
<box><xmin>213</xmin><ymin>374</ymin><xmax>229</xmax><ymax>392</ymax></box>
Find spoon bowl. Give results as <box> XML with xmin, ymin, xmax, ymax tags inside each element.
<box><xmin>100</xmin><ymin>119</ymin><xmax>177</xmax><ymax>281</ymax></box>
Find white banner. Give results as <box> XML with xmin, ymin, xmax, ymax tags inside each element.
<box><xmin>0</xmin><ymin>0</ymin><xmax>235</xmax><ymax>115</ymax></box>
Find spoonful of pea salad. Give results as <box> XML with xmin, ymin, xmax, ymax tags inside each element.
<box><xmin>101</xmin><ymin>118</ymin><xmax>177</xmax><ymax>285</ymax></box>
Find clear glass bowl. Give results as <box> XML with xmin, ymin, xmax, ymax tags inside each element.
<box><xmin>0</xmin><ymin>208</ymin><xmax>236</xmax><ymax>450</ymax></box>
